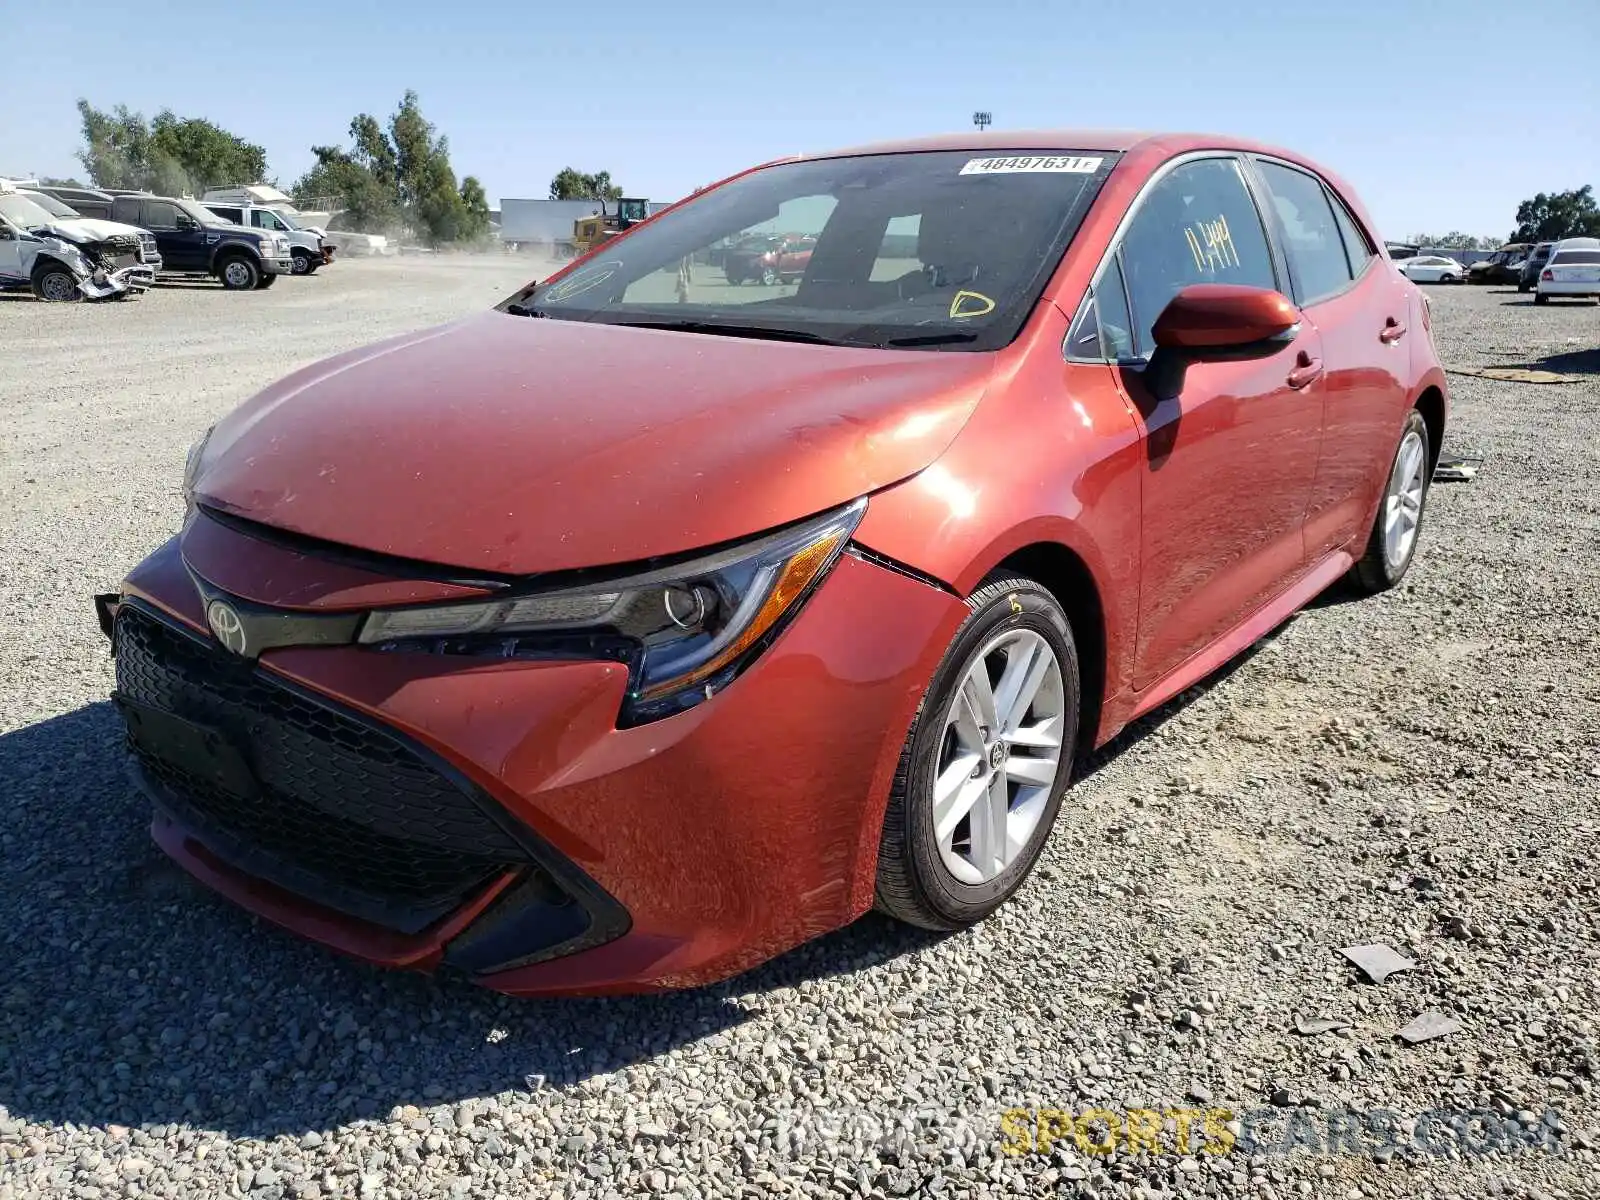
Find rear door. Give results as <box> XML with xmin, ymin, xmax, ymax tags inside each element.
<box><xmin>1250</xmin><ymin>158</ymin><xmax>1411</xmax><ymax>563</ymax></box>
<box><xmin>1095</xmin><ymin>154</ymin><xmax>1325</xmax><ymax>690</ymax></box>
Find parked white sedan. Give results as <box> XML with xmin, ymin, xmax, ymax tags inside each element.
<box><xmin>1535</xmin><ymin>238</ymin><xmax>1600</xmax><ymax>305</ymax></box>
<box><xmin>1397</xmin><ymin>255</ymin><xmax>1466</xmax><ymax>284</ymax></box>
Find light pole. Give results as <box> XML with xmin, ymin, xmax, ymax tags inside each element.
<box><xmin>973</xmin><ymin>111</ymin><xmax>992</xmax><ymax>133</ymax></box>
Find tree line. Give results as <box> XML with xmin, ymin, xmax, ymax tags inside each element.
<box><xmin>71</xmin><ymin>93</ymin><xmax>497</xmax><ymax>247</ymax></box>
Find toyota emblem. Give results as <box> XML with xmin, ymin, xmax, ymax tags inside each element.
<box><xmin>206</xmin><ymin>599</ymin><xmax>247</xmax><ymax>656</ymax></box>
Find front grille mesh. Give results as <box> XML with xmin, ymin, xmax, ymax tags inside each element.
<box><xmin>114</xmin><ymin>605</ymin><xmax>528</xmax><ymax>930</ymax></box>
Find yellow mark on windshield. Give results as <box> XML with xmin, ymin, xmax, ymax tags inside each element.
<box><xmin>949</xmin><ymin>290</ymin><xmax>996</xmax><ymax>319</ymax></box>
<box><xmin>1184</xmin><ymin>214</ymin><xmax>1241</xmax><ymax>274</ymax></box>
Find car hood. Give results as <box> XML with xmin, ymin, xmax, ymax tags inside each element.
<box><xmin>196</xmin><ymin>312</ymin><xmax>996</xmax><ymax>575</ymax></box>
<box><xmin>39</xmin><ymin>217</ymin><xmax>148</xmax><ymax>244</ymax></box>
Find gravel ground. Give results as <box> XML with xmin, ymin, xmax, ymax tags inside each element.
<box><xmin>1</xmin><ymin>265</ymin><xmax>1597</xmax><ymax>1200</ymax></box>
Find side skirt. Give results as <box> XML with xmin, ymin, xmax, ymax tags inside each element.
<box><xmin>1123</xmin><ymin>549</ymin><xmax>1355</xmax><ymax>726</ymax></box>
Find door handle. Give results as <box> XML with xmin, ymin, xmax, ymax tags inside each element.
<box><xmin>1379</xmin><ymin>318</ymin><xmax>1407</xmax><ymax>344</ymax></box>
<box><xmin>1287</xmin><ymin>352</ymin><xmax>1324</xmax><ymax>390</ymax></box>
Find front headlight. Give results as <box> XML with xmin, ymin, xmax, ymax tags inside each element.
<box><xmin>360</xmin><ymin>498</ymin><xmax>867</xmax><ymax>723</ymax></box>
<box><xmin>182</xmin><ymin>425</ymin><xmax>215</xmax><ymax>504</ymax></box>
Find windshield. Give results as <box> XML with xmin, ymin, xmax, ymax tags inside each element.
<box><xmin>269</xmin><ymin>209</ymin><xmax>302</xmax><ymax>230</ymax></box>
<box><xmin>0</xmin><ymin>193</ymin><xmax>59</xmax><ymax>230</ymax></box>
<box><xmin>180</xmin><ymin>199</ymin><xmax>233</xmax><ymax>228</ymax></box>
<box><xmin>499</xmin><ymin>149</ymin><xmax>1117</xmax><ymax>351</ymax></box>
<box><xmin>22</xmin><ymin>191</ymin><xmax>78</xmax><ymax>219</ymax></box>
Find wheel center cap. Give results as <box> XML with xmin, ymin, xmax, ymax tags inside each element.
<box><xmin>989</xmin><ymin>742</ymin><xmax>1007</xmax><ymax>770</ymax></box>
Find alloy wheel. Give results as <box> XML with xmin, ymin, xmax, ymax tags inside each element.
<box><xmin>1384</xmin><ymin>428</ymin><xmax>1426</xmax><ymax>569</ymax></box>
<box><xmin>932</xmin><ymin>628</ymin><xmax>1065</xmax><ymax>885</ymax></box>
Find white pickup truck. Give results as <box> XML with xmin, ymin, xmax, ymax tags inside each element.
<box><xmin>202</xmin><ymin>199</ymin><xmax>334</xmax><ymax>276</ymax></box>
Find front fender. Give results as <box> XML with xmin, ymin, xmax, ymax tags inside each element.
<box><xmin>851</xmin><ymin>306</ymin><xmax>1147</xmax><ymax>744</ymax></box>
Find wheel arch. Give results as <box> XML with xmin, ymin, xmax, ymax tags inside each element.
<box><xmin>986</xmin><ymin>539</ymin><xmax>1108</xmax><ymax>759</ymax></box>
<box><xmin>1413</xmin><ymin>383</ymin><xmax>1446</xmax><ymax>474</ymax></box>
<box><xmin>31</xmin><ymin>252</ymin><xmax>80</xmax><ymax>279</ymax></box>
<box><xmin>211</xmin><ymin>242</ymin><xmax>261</xmax><ymax>271</ymax></box>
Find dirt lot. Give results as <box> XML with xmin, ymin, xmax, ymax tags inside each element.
<box><xmin>1</xmin><ymin>263</ymin><xmax>1596</xmax><ymax>1199</ymax></box>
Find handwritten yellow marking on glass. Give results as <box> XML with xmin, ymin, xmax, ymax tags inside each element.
<box><xmin>1183</xmin><ymin>212</ymin><xmax>1242</xmax><ymax>276</ymax></box>
<box><xmin>949</xmin><ymin>290</ymin><xmax>996</xmax><ymax>319</ymax></box>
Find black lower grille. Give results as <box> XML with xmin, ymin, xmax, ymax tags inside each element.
<box><xmin>113</xmin><ymin>603</ymin><xmax>531</xmax><ymax>933</ymax></box>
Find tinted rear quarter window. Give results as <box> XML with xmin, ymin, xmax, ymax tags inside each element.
<box><xmin>1256</xmin><ymin>160</ymin><xmax>1353</xmax><ymax>304</ymax></box>
<box><xmin>1327</xmin><ymin>192</ymin><xmax>1374</xmax><ymax>277</ymax></box>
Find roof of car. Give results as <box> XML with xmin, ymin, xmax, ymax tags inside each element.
<box><xmin>795</xmin><ymin>129</ymin><xmax>1318</xmax><ymax>163</ymax></box>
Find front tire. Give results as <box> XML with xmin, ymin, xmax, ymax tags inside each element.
<box><xmin>255</xmin><ymin>273</ymin><xmax>277</xmax><ymax>290</ymax></box>
<box><xmin>217</xmin><ymin>254</ymin><xmax>260</xmax><ymax>290</ymax></box>
<box><xmin>875</xmin><ymin>573</ymin><xmax>1080</xmax><ymax>931</ymax></box>
<box><xmin>1350</xmin><ymin>409</ymin><xmax>1430</xmax><ymax>594</ymax></box>
<box><xmin>31</xmin><ymin>263</ymin><xmax>81</xmax><ymax>303</ymax></box>
<box><xmin>290</xmin><ymin>249</ymin><xmax>314</xmax><ymax>275</ymax></box>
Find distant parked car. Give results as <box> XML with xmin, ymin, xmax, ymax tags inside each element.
<box><xmin>1397</xmin><ymin>255</ymin><xmax>1465</xmax><ymax>284</ymax></box>
<box><xmin>33</xmin><ymin>184</ymin><xmax>118</xmax><ymax>221</ymax></box>
<box><xmin>0</xmin><ymin>187</ymin><xmax>157</xmax><ymax>301</ymax></box>
<box><xmin>1467</xmin><ymin>244</ymin><xmax>1531</xmax><ymax>286</ymax></box>
<box><xmin>722</xmin><ymin>234</ymin><xmax>815</xmax><ymax>285</ymax></box>
<box><xmin>109</xmin><ymin>194</ymin><xmax>293</xmax><ymax>290</ymax></box>
<box><xmin>1535</xmin><ymin>237</ymin><xmax>1600</xmax><ymax>305</ymax></box>
<box><xmin>1517</xmin><ymin>242</ymin><xmax>1555</xmax><ymax>292</ymax></box>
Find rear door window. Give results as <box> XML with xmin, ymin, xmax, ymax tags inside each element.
<box><xmin>1255</xmin><ymin>161</ymin><xmax>1354</xmax><ymax>305</ymax></box>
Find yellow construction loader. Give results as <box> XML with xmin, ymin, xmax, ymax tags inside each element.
<box><xmin>571</xmin><ymin>197</ymin><xmax>649</xmax><ymax>256</ymax></box>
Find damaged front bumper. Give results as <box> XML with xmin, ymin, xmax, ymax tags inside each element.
<box><xmin>77</xmin><ymin>263</ymin><xmax>157</xmax><ymax>300</ymax></box>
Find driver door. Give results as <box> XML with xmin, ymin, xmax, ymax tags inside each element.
<box><xmin>0</xmin><ymin>217</ymin><xmax>25</xmax><ymax>286</ymax></box>
<box><xmin>141</xmin><ymin>200</ymin><xmax>204</xmax><ymax>271</ymax></box>
<box><xmin>1101</xmin><ymin>155</ymin><xmax>1325</xmax><ymax>691</ymax></box>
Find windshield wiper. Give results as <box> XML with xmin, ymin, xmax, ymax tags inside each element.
<box><xmin>878</xmin><ymin>331</ymin><xmax>980</xmax><ymax>348</ymax></box>
<box><xmin>608</xmin><ymin>319</ymin><xmax>841</xmax><ymax>345</ymax></box>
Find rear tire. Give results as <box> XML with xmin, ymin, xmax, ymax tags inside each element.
<box><xmin>874</xmin><ymin>573</ymin><xmax>1080</xmax><ymax>931</ymax></box>
<box><xmin>1534</xmin><ymin>293</ymin><xmax>1549</xmax><ymax>305</ymax></box>
<box><xmin>1350</xmin><ymin>409</ymin><xmax>1430</xmax><ymax>594</ymax></box>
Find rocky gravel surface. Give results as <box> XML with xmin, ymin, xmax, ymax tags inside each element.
<box><xmin>2</xmin><ymin>267</ymin><xmax>1597</xmax><ymax>1199</ymax></box>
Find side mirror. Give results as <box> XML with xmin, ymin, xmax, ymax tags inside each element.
<box><xmin>1144</xmin><ymin>284</ymin><xmax>1301</xmax><ymax>400</ymax></box>
<box><xmin>176</xmin><ymin>216</ymin><xmax>197</xmax><ymax>231</ymax></box>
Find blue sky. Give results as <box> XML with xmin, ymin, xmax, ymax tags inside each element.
<box><xmin>7</xmin><ymin>0</ymin><xmax>1596</xmax><ymax>241</ymax></box>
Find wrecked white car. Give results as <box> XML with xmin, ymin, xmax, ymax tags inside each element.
<box><xmin>0</xmin><ymin>189</ymin><xmax>157</xmax><ymax>302</ymax></box>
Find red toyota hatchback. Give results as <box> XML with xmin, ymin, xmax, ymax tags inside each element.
<box><xmin>99</xmin><ymin>131</ymin><xmax>1446</xmax><ymax>995</ymax></box>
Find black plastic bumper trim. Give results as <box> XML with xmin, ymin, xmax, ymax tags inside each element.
<box><xmin>111</xmin><ymin>597</ymin><xmax>632</xmax><ymax>960</ymax></box>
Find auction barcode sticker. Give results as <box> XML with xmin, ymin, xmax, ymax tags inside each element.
<box><xmin>959</xmin><ymin>155</ymin><xmax>1104</xmax><ymax>176</ymax></box>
